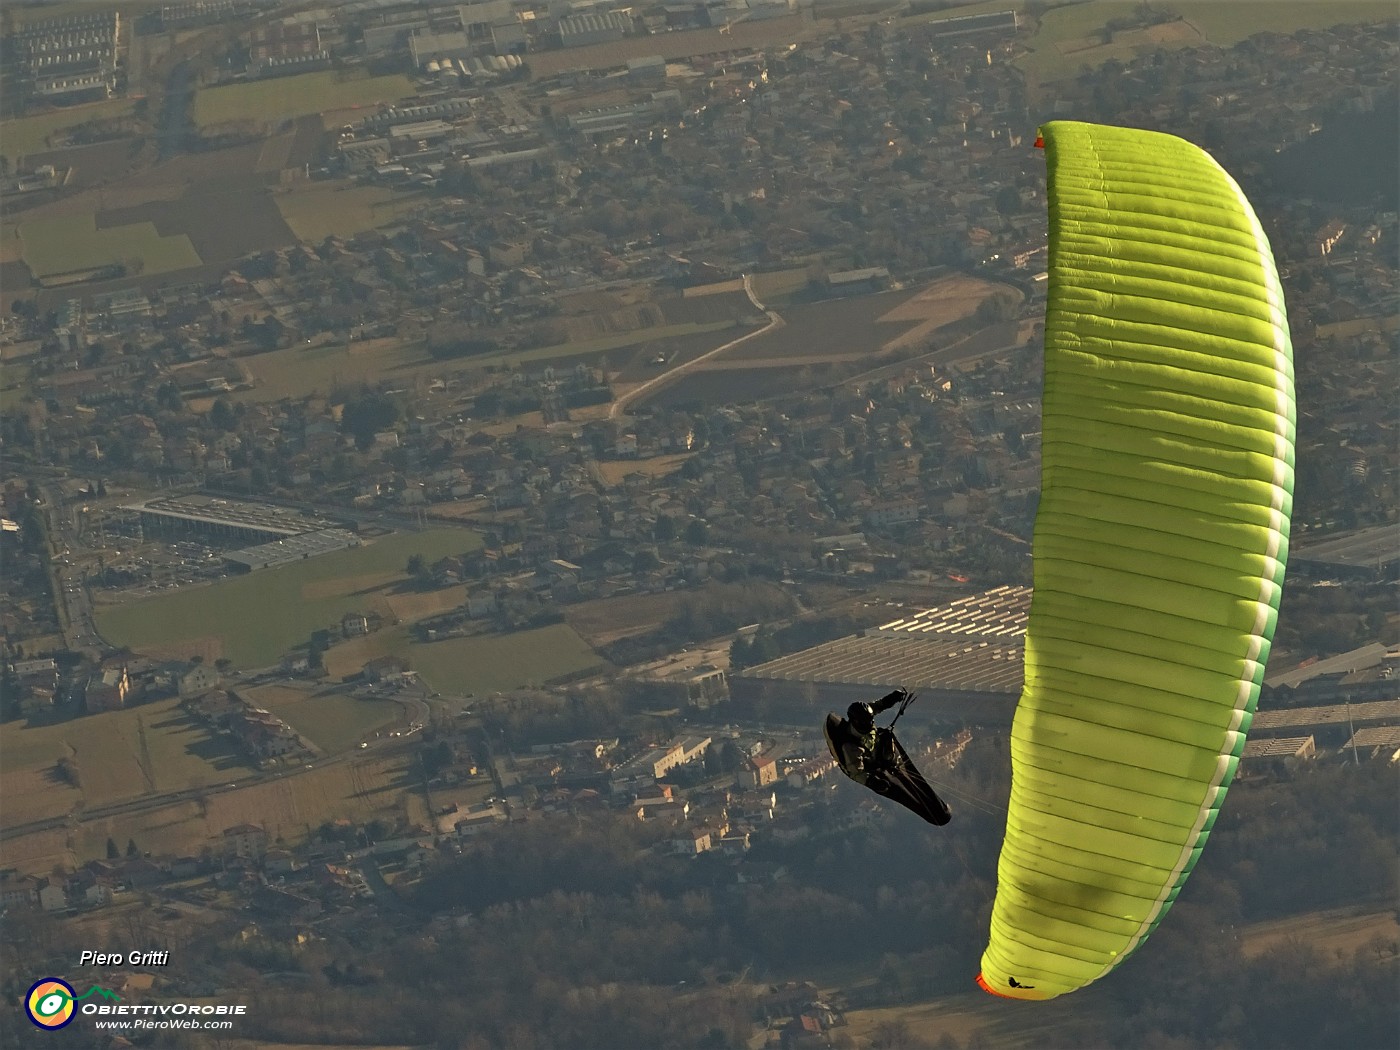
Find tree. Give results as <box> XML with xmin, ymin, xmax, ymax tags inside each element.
<box><xmin>210</xmin><ymin>397</ymin><xmax>237</xmax><ymax>432</ymax></box>
<box><xmin>308</xmin><ymin>630</ymin><xmax>329</xmax><ymax>670</ymax></box>
<box><xmin>156</xmin><ymin>383</ymin><xmax>184</xmax><ymax>414</ymax></box>
<box><xmin>684</xmin><ymin>519</ymin><xmax>708</xmax><ymax>545</ymax></box>
<box><xmin>653</xmin><ymin>515</ymin><xmax>676</xmax><ymax>542</ymax></box>
<box><xmin>126</xmin><ymin>838</ymin><xmax>139</xmax><ymax>858</ymax></box>
<box><xmin>106</xmin><ymin>837</ymin><xmax>120</xmax><ymax>859</ymax></box>
<box><xmin>340</xmin><ymin>388</ymin><xmax>400</xmax><ymax>451</ymax></box>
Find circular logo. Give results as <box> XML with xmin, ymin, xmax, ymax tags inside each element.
<box><xmin>25</xmin><ymin>978</ymin><xmax>76</xmax><ymax>1030</ymax></box>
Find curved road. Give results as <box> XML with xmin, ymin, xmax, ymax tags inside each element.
<box><xmin>609</xmin><ymin>274</ymin><xmax>784</xmax><ymax>419</ymax></box>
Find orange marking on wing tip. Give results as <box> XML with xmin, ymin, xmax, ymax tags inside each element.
<box><xmin>1033</xmin><ymin>135</ymin><xmax>1045</xmax><ymax>149</ymax></box>
<box><xmin>975</xmin><ymin>972</ymin><xmax>1017</xmax><ymax>999</ymax></box>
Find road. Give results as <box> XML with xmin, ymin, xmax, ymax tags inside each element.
<box><xmin>609</xmin><ymin>273</ymin><xmax>785</xmax><ymax>418</ymax></box>
<box><xmin>36</xmin><ymin>480</ymin><xmax>107</xmax><ymax>657</ymax></box>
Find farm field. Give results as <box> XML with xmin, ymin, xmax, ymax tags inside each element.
<box><xmin>727</xmin><ymin>274</ymin><xmax>1006</xmax><ymax>363</ymax></box>
<box><xmin>409</xmin><ymin>623</ymin><xmax>607</xmax><ymax>694</ymax></box>
<box><xmin>0</xmin><ymin>696</ymin><xmax>258</xmax><ymax>827</ymax></box>
<box><xmin>1</xmin><ymin>747</ymin><xmax>421</xmax><ymax>877</ymax></box>
<box><xmin>659</xmin><ymin>288</ymin><xmax>760</xmax><ymax>326</ymax></box>
<box><xmin>1014</xmin><ymin>1</ymin><xmax>1396</xmax><ymax>97</ymax></box>
<box><xmin>240</xmin><ymin>682</ymin><xmax>403</xmax><ymax>754</ymax></box>
<box><xmin>723</xmin><ymin>289</ymin><xmax>926</xmax><ymax>362</ymax></box>
<box><xmin>566</xmin><ymin>588</ymin><xmax>714</xmax><ymax>647</ymax></box>
<box><xmin>236</xmin><ymin>321</ymin><xmax>739</xmax><ymax>402</ymax></box>
<box><xmin>640</xmin><ymin>276</ymin><xmax>1014</xmax><ymax>406</ymax></box>
<box><xmin>748</xmin><ymin>266</ymin><xmax>816</xmax><ymax>305</ymax></box>
<box><xmin>96</xmin><ymin>529</ymin><xmax>481</xmax><ymax>668</ymax></box>
<box><xmin>235</xmin><ymin>336</ymin><xmax>430</xmax><ymax>402</ymax></box>
<box><xmin>17</xmin><ymin>212</ymin><xmax>201</xmax><ymax>280</ymax></box>
<box><xmin>0</xmin><ymin>98</ymin><xmax>138</xmax><ymax>163</ymax></box>
<box><xmin>193</xmin><ymin>71</ymin><xmax>417</xmax><ymax>129</ymax></box>
<box><xmin>7</xmin><ymin>140</ymin><xmax>301</xmax><ymax>291</ymax></box>
<box><xmin>275</xmin><ymin>183</ymin><xmax>432</xmax><ymax>242</ymax></box>
<box><xmin>647</xmin><ymin>363</ymin><xmax>838</xmax><ymax>408</ymax></box>
<box><xmin>594</xmin><ymin>453</ymin><xmax>693</xmax><ymax>487</ymax></box>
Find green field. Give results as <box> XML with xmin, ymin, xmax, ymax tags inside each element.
<box><xmin>17</xmin><ymin>212</ymin><xmax>201</xmax><ymax>279</ymax></box>
<box><xmin>193</xmin><ymin>71</ymin><xmax>417</xmax><ymax>129</ymax></box>
<box><xmin>259</xmin><ymin>690</ymin><xmax>402</xmax><ymax>753</ymax></box>
<box><xmin>410</xmin><ymin>623</ymin><xmax>607</xmax><ymax>694</ymax></box>
<box><xmin>275</xmin><ymin>183</ymin><xmax>431</xmax><ymax>242</ymax></box>
<box><xmin>0</xmin><ymin>98</ymin><xmax>138</xmax><ymax>163</ymax></box>
<box><xmin>97</xmin><ymin>529</ymin><xmax>482</xmax><ymax>667</ymax></box>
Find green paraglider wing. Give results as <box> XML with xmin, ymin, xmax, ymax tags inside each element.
<box><xmin>976</xmin><ymin>121</ymin><xmax>1294</xmax><ymax>1001</ymax></box>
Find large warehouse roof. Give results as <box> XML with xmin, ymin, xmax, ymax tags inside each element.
<box><xmin>1292</xmin><ymin>523</ymin><xmax>1399</xmax><ymax>574</ymax></box>
<box><xmin>739</xmin><ymin>585</ymin><xmax>1029</xmax><ymax>695</ymax></box>
<box><xmin>125</xmin><ymin>494</ymin><xmax>339</xmax><ymax>536</ymax></box>
<box><xmin>1251</xmin><ymin>698</ymin><xmax>1400</xmax><ymax>733</ymax></box>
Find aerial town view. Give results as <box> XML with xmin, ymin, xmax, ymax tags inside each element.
<box><xmin>0</xmin><ymin>0</ymin><xmax>1396</xmax><ymax>1047</ymax></box>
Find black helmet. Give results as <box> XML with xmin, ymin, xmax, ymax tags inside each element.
<box><xmin>847</xmin><ymin>702</ymin><xmax>875</xmax><ymax>734</ymax></box>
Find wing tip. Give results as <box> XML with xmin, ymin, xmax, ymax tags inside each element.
<box><xmin>975</xmin><ymin>972</ymin><xmax>1015</xmax><ymax>999</ymax></box>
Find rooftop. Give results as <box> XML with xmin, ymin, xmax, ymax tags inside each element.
<box><xmin>1292</xmin><ymin>523</ymin><xmax>1399</xmax><ymax>572</ymax></box>
<box><xmin>741</xmin><ymin>585</ymin><xmax>1029</xmax><ymax>695</ymax></box>
<box><xmin>125</xmin><ymin>494</ymin><xmax>340</xmax><ymax>536</ymax></box>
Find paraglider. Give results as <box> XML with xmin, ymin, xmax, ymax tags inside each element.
<box><xmin>974</xmin><ymin>121</ymin><xmax>1295</xmax><ymax>1000</ymax></box>
<box><xmin>817</xmin><ymin>120</ymin><xmax>1294</xmax><ymax>1001</ymax></box>
<box><xmin>823</xmin><ymin>689</ymin><xmax>952</xmax><ymax>826</ymax></box>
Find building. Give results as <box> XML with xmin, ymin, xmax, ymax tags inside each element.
<box><xmin>223</xmin><ymin>528</ymin><xmax>361</xmax><ymax>572</ymax></box>
<box><xmin>0</xmin><ymin>873</ymin><xmax>45</xmax><ymax>910</ymax></box>
<box><xmin>610</xmin><ymin>735</ymin><xmax>712</xmax><ymax>784</ymax></box>
<box><xmin>86</xmin><ymin>666</ymin><xmax>131</xmax><ymax>712</ymax></box>
<box><xmin>824</xmin><ymin>266</ymin><xmax>891</xmax><ymax>296</ymax></box>
<box><xmin>408</xmin><ymin>28</ymin><xmax>471</xmax><ymax>67</ymax></box>
<box><xmin>1290</xmin><ymin>523</ymin><xmax>1399</xmax><ymax>580</ymax></box>
<box><xmin>863</xmin><ymin>498</ymin><xmax>920</xmax><ymax>529</ymax></box>
<box><xmin>222</xmin><ymin>823</ymin><xmax>268</xmax><ymax>860</ymax></box>
<box><xmin>748</xmin><ymin>752</ymin><xmax>779</xmax><ymax>787</ymax></box>
<box><xmin>627</xmin><ymin>54</ymin><xmax>666</xmax><ymax>83</ymax></box>
<box><xmin>734</xmin><ymin>585</ymin><xmax>1029</xmax><ymax>726</ymax></box>
<box><xmin>125</xmin><ymin>494</ymin><xmax>343</xmax><ymax>546</ymax></box>
<box><xmin>1239</xmin><ymin>734</ymin><xmax>1316</xmax><ymax>777</ymax></box>
<box><xmin>637</xmin><ymin>662</ymin><xmax>730</xmax><ymax>708</ymax></box>
<box><xmin>1341</xmin><ymin>725</ymin><xmax>1400</xmax><ymax>762</ymax></box>
<box><xmin>558</xmin><ymin>10</ymin><xmax>632</xmax><ymax>46</ymax></box>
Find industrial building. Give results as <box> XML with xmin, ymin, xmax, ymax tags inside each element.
<box><xmin>732</xmin><ymin>585</ymin><xmax>1029</xmax><ymax>727</ymax></box>
<box><xmin>123</xmin><ymin>494</ymin><xmax>344</xmax><ymax>545</ymax></box>
<box><xmin>558</xmin><ymin>11</ymin><xmax>633</xmax><ymax>47</ymax></box>
<box><xmin>10</xmin><ymin>10</ymin><xmax>121</xmax><ymax>104</ymax></box>
<box><xmin>408</xmin><ymin>28</ymin><xmax>472</xmax><ymax>67</ymax></box>
<box><xmin>223</xmin><ymin>529</ymin><xmax>362</xmax><ymax>572</ymax></box>
<box><xmin>1290</xmin><ymin>523</ymin><xmax>1400</xmax><ymax>580</ymax></box>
